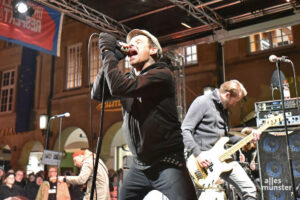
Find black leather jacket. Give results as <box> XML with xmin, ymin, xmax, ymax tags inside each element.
<box><xmin>91</xmin><ymin>51</ymin><xmax>184</xmax><ymax>169</ymax></box>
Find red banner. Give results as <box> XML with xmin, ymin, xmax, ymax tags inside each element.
<box><xmin>0</xmin><ymin>0</ymin><xmax>63</xmax><ymax>56</ymax></box>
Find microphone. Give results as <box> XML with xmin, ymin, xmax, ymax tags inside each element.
<box><xmin>116</xmin><ymin>40</ymin><xmax>130</xmax><ymax>55</ymax></box>
<box><xmin>50</xmin><ymin>112</ymin><xmax>70</xmax><ymax>119</ymax></box>
<box><xmin>269</xmin><ymin>55</ymin><xmax>291</xmax><ymax>63</ymax></box>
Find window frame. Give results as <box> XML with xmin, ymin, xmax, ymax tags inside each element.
<box><xmin>0</xmin><ymin>69</ymin><xmax>16</xmax><ymax>113</ymax></box>
<box><xmin>184</xmin><ymin>45</ymin><xmax>198</xmax><ymax>66</ymax></box>
<box><xmin>66</xmin><ymin>42</ymin><xmax>83</xmax><ymax>89</ymax></box>
<box><xmin>89</xmin><ymin>38</ymin><xmax>102</xmax><ymax>84</ymax></box>
<box><xmin>249</xmin><ymin>26</ymin><xmax>293</xmax><ymax>53</ymax></box>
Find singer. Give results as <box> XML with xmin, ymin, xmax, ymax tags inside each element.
<box><xmin>92</xmin><ymin>29</ymin><xmax>197</xmax><ymax>200</ymax></box>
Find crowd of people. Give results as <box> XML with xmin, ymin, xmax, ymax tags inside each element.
<box><xmin>0</xmin><ymin>164</ymin><xmax>127</xmax><ymax>200</ymax></box>
<box><xmin>0</xmin><ymin>166</ymin><xmax>86</xmax><ymax>200</ymax></box>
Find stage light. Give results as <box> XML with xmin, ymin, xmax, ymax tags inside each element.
<box><xmin>12</xmin><ymin>0</ymin><xmax>34</xmax><ymax>19</ymax></box>
<box><xmin>15</xmin><ymin>1</ymin><xmax>28</xmax><ymax>13</ymax></box>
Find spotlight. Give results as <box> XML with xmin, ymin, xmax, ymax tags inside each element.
<box><xmin>12</xmin><ymin>0</ymin><xmax>34</xmax><ymax>19</ymax></box>
<box><xmin>15</xmin><ymin>1</ymin><xmax>28</xmax><ymax>13</ymax></box>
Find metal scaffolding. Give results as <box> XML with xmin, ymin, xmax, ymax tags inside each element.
<box><xmin>163</xmin><ymin>51</ymin><xmax>187</xmax><ymax>122</ymax></box>
<box><xmin>168</xmin><ymin>0</ymin><xmax>226</xmax><ymax>31</ymax></box>
<box><xmin>33</xmin><ymin>0</ymin><xmax>131</xmax><ymax>39</ymax></box>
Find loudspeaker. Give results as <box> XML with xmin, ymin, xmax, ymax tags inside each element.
<box><xmin>257</xmin><ymin>128</ymin><xmax>300</xmax><ymax>200</ymax></box>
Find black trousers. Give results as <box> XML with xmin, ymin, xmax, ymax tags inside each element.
<box><xmin>119</xmin><ymin>163</ymin><xmax>197</xmax><ymax>200</ymax></box>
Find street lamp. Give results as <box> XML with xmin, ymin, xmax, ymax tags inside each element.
<box><xmin>39</xmin><ymin>114</ymin><xmax>48</xmax><ymax>134</ymax></box>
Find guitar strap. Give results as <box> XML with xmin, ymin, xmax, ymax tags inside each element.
<box><xmin>215</xmin><ymin>98</ymin><xmax>229</xmax><ymax>137</ymax></box>
<box><xmin>224</xmin><ymin>109</ymin><xmax>230</xmax><ymax>137</ymax></box>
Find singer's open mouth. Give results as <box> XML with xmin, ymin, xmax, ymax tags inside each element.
<box><xmin>128</xmin><ymin>49</ymin><xmax>137</xmax><ymax>57</ymax></box>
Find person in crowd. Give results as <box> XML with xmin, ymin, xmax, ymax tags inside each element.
<box><xmin>35</xmin><ymin>175</ymin><xmax>44</xmax><ymax>186</ymax></box>
<box><xmin>108</xmin><ymin>169</ymin><xmax>115</xmax><ymax>193</ymax></box>
<box><xmin>91</xmin><ymin>29</ymin><xmax>197</xmax><ymax>200</ymax></box>
<box><xmin>181</xmin><ymin>80</ymin><xmax>262</xmax><ymax>200</ymax></box>
<box><xmin>56</xmin><ymin>149</ymin><xmax>110</xmax><ymax>200</ymax></box>
<box><xmin>0</xmin><ymin>172</ymin><xmax>26</xmax><ymax>200</ymax></box>
<box><xmin>14</xmin><ymin>170</ymin><xmax>26</xmax><ymax>188</ymax></box>
<box><xmin>36</xmin><ymin>166</ymin><xmax>70</xmax><ymax>200</ymax></box>
<box><xmin>24</xmin><ymin>174</ymin><xmax>43</xmax><ymax>200</ymax></box>
<box><xmin>0</xmin><ymin>166</ymin><xmax>4</xmax><ymax>185</ymax></box>
<box><xmin>27</xmin><ymin>173</ymin><xmax>36</xmax><ymax>184</ymax></box>
<box><xmin>36</xmin><ymin>171</ymin><xmax>45</xmax><ymax>181</ymax></box>
<box><xmin>110</xmin><ymin>174</ymin><xmax>118</xmax><ymax>200</ymax></box>
<box><xmin>64</xmin><ymin>170</ymin><xmax>85</xmax><ymax>200</ymax></box>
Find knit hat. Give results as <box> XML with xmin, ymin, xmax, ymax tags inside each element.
<box><xmin>72</xmin><ymin>150</ymin><xmax>85</xmax><ymax>158</ymax></box>
<box><xmin>126</xmin><ymin>29</ymin><xmax>163</xmax><ymax>59</ymax></box>
<box><xmin>4</xmin><ymin>172</ymin><xmax>15</xmax><ymax>180</ymax></box>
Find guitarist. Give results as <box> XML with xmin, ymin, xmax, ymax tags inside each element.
<box><xmin>181</xmin><ymin>80</ymin><xmax>261</xmax><ymax>200</ymax></box>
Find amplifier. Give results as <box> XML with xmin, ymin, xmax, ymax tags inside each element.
<box><xmin>255</xmin><ymin>98</ymin><xmax>300</xmax><ymax>127</ymax></box>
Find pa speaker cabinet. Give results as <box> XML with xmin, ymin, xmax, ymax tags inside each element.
<box><xmin>257</xmin><ymin>128</ymin><xmax>300</xmax><ymax>200</ymax></box>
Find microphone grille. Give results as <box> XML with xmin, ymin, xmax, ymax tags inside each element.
<box><xmin>65</xmin><ymin>112</ymin><xmax>71</xmax><ymax>117</ymax></box>
<box><xmin>269</xmin><ymin>55</ymin><xmax>277</xmax><ymax>62</ymax></box>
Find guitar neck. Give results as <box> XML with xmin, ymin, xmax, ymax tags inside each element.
<box><xmin>219</xmin><ymin>123</ymin><xmax>268</xmax><ymax>162</ymax></box>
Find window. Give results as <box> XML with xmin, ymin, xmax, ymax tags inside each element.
<box><xmin>66</xmin><ymin>43</ymin><xmax>82</xmax><ymax>89</ymax></box>
<box><xmin>172</xmin><ymin>45</ymin><xmax>198</xmax><ymax>66</ymax></box>
<box><xmin>249</xmin><ymin>26</ymin><xmax>293</xmax><ymax>52</ymax></box>
<box><xmin>184</xmin><ymin>45</ymin><xmax>197</xmax><ymax>65</ymax></box>
<box><xmin>89</xmin><ymin>39</ymin><xmax>101</xmax><ymax>84</ymax></box>
<box><xmin>0</xmin><ymin>69</ymin><xmax>15</xmax><ymax>112</ymax></box>
<box><xmin>0</xmin><ymin>41</ymin><xmax>15</xmax><ymax>50</ymax></box>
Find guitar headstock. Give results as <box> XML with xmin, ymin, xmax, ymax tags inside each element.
<box><xmin>264</xmin><ymin>114</ymin><xmax>284</xmax><ymax>127</ymax></box>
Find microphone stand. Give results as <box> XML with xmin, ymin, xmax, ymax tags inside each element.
<box><xmin>275</xmin><ymin>61</ymin><xmax>297</xmax><ymax>200</ymax></box>
<box><xmin>57</xmin><ymin>118</ymin><xmax>63</xmax><ymax>177</ymax></box>
<box><xmin>54</xmin><ymin>117</ymin><xmax>64</xmax><ymax>200</ymax></box>
<box><xmin>90</xmin><ymin>76</ymin><xmax>106</xmax><ymax>200</ymax></box>
<box><xmin>290</xmin><ymin>61</ymin><xmax>299</xmax><ymax>98</ymax></box>
<box><xmin>45</xmin><ymin>117</ymin><xmax>51</xmax><ymax>150</ymax></box>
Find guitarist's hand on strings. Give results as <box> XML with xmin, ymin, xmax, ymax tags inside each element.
<box><xmin>251</xmin><ymin>129</ymin><xmax>262</xmax><ymax>142</ymax></box>
<box><xmin>250</xmin><ymin>160</ymin><xmax>256</xmax><ymax>171</ymax></box>
<box><xmin>242</xmin><ymin>127</ymin><xmax>262</xmax><ymax>142</ymax></box>
<box><xmin>196</xmin><ymin>154</ymin><xmax>211</xmax><ymax>168</ymax></box>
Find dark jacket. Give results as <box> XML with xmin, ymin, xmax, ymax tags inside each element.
<box><xmin>0</xmin><ymin>184</ymin><xmax>24</xmax><ymax>199</ymax></box>
<box><xmin>24</xmin><ymin>182</ymin><xmax>39</xmax><ymax>200</ymax></box>
<box><xmin>91</xmin><ymin>51</ymin><xmax>184</xmax><ymax>168</ymax></box>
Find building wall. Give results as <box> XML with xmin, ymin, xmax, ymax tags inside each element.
<box><xmin>0</xmin><ymin>44</ymin><xmax>52</xmax><ymax>170</ymax></box>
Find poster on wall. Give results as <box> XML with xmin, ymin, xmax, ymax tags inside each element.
<box><xmin>0</xmin><ymin>0</ymin><xmax>63</xmax><ymax>56</ymax></box>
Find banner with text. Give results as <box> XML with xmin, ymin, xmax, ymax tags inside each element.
<box><xmin>0</xmin><ymin>0</ymin><xmax>63</xmax><ymax>56</ymax></box>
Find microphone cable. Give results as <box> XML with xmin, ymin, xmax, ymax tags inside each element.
<box><xmin>87</xmin><ymin>32</ymin><xmax>100</xmax><ymax>200</ymax></box>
